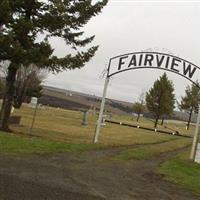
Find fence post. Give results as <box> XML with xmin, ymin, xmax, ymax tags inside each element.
<box><xmin>190</xmin><ymin>104</ymin><xmax>200</xmax><ymax>161</ymax></box>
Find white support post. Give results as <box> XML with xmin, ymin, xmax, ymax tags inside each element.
<box><xmin>190</xmin><ymin>104</ymin><xmax>200</xmax><ymax>161</ymax></box>
<box><xmin>93</xmin><ymin>77</ymin><xmax>110</xmax><ymax>143</ymax></box>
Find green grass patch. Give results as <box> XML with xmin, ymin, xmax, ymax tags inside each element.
<box><xmin>158</xmin><ymin>152</ymin><xmax>200</xmax><ymax>194</ymax></box>
<box><xmin>113</xmin><ymin>138</ymin><xmax>191</xmax><ymax>161</ymax></box>
<box><xmin>0</xmin><ymin>132</ymin><xmax>102</xmax><ymax>154</ymax></box>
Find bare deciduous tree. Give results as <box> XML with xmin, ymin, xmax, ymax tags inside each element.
<box><xmin>0</xmin><ymin>62</ymin><xmax>47</xmax><ymax>108</ymax></box>
<box><xmin>133</xmin><ymin>92</ymin><xmax>146</xmax><ymax>122</ymax></box>
<box><xmin>14</xmin><ymin>64</ymin><xmax>47</xmax><ymax>108</ymax></box>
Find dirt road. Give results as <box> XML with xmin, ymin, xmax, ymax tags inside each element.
<box><xmin>0</xmin><ymin>145</ymin><xmax>199</xmax><ymax>200</ymax></box>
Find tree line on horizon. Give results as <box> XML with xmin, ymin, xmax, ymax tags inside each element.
<box><xmin>132</xmin><ymin>73</ymin><xmax>200</xmax><ymax>129</ymax></box>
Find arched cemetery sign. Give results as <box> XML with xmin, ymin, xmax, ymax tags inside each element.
<box><xmin>94</xmin><ymin>52</ymin><xmax>200</xmax><ymax>161</ymax></box>
<box><xmin>107</xmin><ymin>52</ymin><xmax>200</xmax><ymax>85</ymax></box>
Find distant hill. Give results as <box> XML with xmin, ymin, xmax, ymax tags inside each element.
<box><xmin>38</xmin><ymin>86</ymin><xmax>198</xmax><ymax>123</ymax></box>
<box><xmin>39</xmin><ymin>86</ymin><xmax>133</xmax><ymax>115</ymax></box>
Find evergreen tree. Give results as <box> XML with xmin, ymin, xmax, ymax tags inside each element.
<box><xmin>133</xmin><ymin>92</ymin><xmax>146</xmax><ymax>122</ymax></box>
<box><xmin>0</xmin><ymin>0</ymin><xmax>107</xmax><ymax>131</ymax></box>
<box><xmin>146</xmin><ymin>73</ymin><xmax>175</xmax><ymax>128</ymax></box>
<box><xmin>180</xmin><ymin>82</ymin><xmax>200</xmax><ymax>130</ymax></box>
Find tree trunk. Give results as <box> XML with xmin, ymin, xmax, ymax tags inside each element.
<box><xmin>13</xmin><ymin>74</ymin><xmax>31</xmax><ymax>109</ymax></box>
<box><xmin>161</xmin><ymin>117</ymin><xmax>164</xmax><ymax>126</ymax></box>
<box><xmin>154</xmin><ymin>115</ymin><xmax>159</xmax><ymax>128</ymax></box>
<box><xmin>13</xmin><ymin>81</ymin><xmax>27</xmax><ymax>108</ymax></box>
<box><xmin>136</xmin><ymin>113</ymin><xmax>140</xmax><ymax>122</ymax></box>
<box><xmin>186</xmin><ymin>107</ymin><xmax>193</xmax><ymax>130</ymax></box>
<box><xmin>0</xmin><ymin>65</ymin><xmax>18</xmax><ymax>131</ymax></box>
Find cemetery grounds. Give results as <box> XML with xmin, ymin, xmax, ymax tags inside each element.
<box><xmin>0</xmin><ymin>104</ymin><xmax>200</xmax><ymax>200</ymax></box>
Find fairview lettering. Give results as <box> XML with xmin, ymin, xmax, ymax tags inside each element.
<box><xmin>111</xmin><ymin>53</ymin><xmax>197</xmax><ymax>80</ymax></box>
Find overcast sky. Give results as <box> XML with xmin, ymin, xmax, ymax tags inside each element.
<box><xmin>45</xmin><ymin>0</ymin><xmax>200</xmax><ymax>103</ymax></box>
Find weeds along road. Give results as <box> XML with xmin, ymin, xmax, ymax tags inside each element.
<box><xmin>0</xmin><ymin>142</ymin><xmax>199</xmax><ymax>200</ymax></box>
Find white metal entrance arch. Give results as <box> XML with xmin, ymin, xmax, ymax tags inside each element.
<box><xmin>93</xmin><ymin>52</ymin><xmax>200</xmax><ymax>161</ymax></box>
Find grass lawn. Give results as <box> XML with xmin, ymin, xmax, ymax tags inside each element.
<box><xmin>113</xmin><ymin>114</ymin><xmax>196</xmax><ymax>136</ymax></box>
<box><xmin>113</xmin><ymin>138</ymin><xmax>191</xmax><ymax>161</ymax></box>
<box><xmin>0</xmin><ymin>132</ymin><xmax>103</xmax><ymax>154</ymax></box>
<box><xmin>158</xmin><ymin>151</ymin><xmax>200</xmax><ymax>194</ymax></box>
<box><xmin>10</xmin><ymin>104</ymin><xmax>180</xmax><ymax>146</ymax></box>
<box><xmin>0</xmin><ymin>104</ymin><xmax>195</xmax><ymax>160</ymax></box>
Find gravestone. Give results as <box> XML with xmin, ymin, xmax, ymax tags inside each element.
<box><xmin>195</xmin><ymin>143</ymin><xmax>200</xmax><ymax>164</ymax></box>
<box><xmin>29</xmin><ymin>97</ymin><xmax>38</xmax><ymax>108</ymax></box>
<box><xmin>82</xmin><ymin>110</ymin><xmax>88</xmax><ymax>125</ymax></box>
<box><xmin>101</xmin><ymin>115</ymin><xmax>107</xmax><ymax>126</ymax></box>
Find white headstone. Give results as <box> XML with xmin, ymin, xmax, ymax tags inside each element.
<box><xmin>195</xmin><ymin>143</ymin><xmax>200</xmax><ymax>164</ymax></box>
<box><xmin>29</xmin><ymin>97</ymin><xmax>38</xmax><ymax>108</ymax></box>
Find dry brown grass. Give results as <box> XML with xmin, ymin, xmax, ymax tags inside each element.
<box><xmin>11</xmin><ymin>105</ymin><xmax>193</xmax><ymax>146</ymax></box>
<box><xmin>113</xmin><ymin>114</ymin><xmax>195</xmax><ymax>136</ymax></box>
